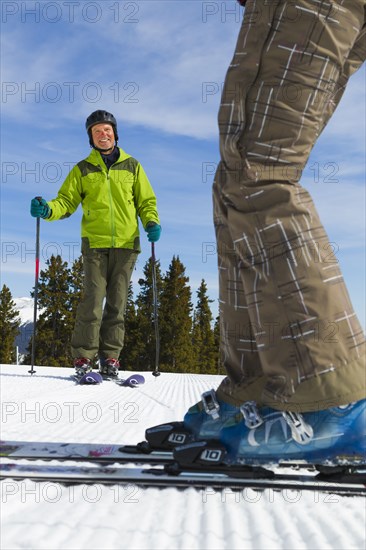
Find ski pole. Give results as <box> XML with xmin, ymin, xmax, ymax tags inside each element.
<box><xmin>151</xmin><ymin>242</ymin><xmax>160</xmax><ymax>377</ymax></box>
<box><xmin>29</xmin><ymin>196</ymin><xmax>42</xmax><ymax>375</ymax></box>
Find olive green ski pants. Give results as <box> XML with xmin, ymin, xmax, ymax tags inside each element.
<box><xmin>214</xmin><ymin>0</ymin><xmax>366</xmax><ymax>411</ymax></box>
<box><xmin>71</xmin><ymin>239</ymin><xmax>138</xmax><ymax>361</ymax></box>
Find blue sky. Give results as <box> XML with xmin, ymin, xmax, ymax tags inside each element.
<box><xmin>1</xmin><ymin>1</ymin><xmax>365</xmax><ymax>326</ymax></box>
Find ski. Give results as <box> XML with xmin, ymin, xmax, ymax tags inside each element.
<box><xmin>1</xmin><ymin>460</ymin><xmax>365</xmax><ymax>496</ymax></box>
<box><xmin>0</xmin><ymin>440</ymin><xmax>172</xmax><ymax>465</ymax></box>
<box><xmin>100</xmin><ymin>374</ymin><xmax>145</xmax><ymax>387</ymax></box>
<box><xmin>0</xmin><ymin>439</ymin><xmax>341</xmax><ymax>473</ymax></box>
<box><xmin>72</xmin><ymin>371</ymin><xmax>103</xmax><ymax>385</ymax></box>
<box><xmin>0</xmin><ymin>439</ymin><xmax>355</xmax><ymax>477</ymax></box>
<box><xmin>71</xmin><ymin>372</ymin><xmax>145</xmax><ymax>387</ymax></box>
<box><xmin>0</xmin><ymin>422</ymin><xmax>194</xmax><ymax>465</ymax></box>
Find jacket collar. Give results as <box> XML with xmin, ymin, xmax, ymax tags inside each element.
<box><xmin>86</xmin><ymin>147</ymin><xmax>131</xmax><ymax>166</ymax></box>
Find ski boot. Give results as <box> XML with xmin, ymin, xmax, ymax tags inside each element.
<box><xmin>73</xmin><ymin>357</ymin><xmax>92</xmax><ymax>378</ymax></box>
<box><xmin>144</xmin><ymin>389</ymin><xmax>242</xmax><ymax>452</ymax></box>
<box><xmin>173</xmin><ymin>398</ymin><xmax>366</xmax><ymax>469</ymax></box>
<box><xmin>99</xmin><ymin>358</ymin><xmax>120</xmax><ymax>379</ymax></box>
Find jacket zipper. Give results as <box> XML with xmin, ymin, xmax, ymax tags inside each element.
<box><xmin>107</xmin><ymin>170</ymin><xmax>116</xmax><ymax>247</ymax></box>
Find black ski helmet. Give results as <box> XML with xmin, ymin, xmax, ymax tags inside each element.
<box><xmin>86</xmin><ymin>110</ymin><xmax>119</xmax><ymax>147</ymax></box>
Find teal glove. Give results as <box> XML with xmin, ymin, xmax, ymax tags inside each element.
<box><xmin>30</xmin><ymin>197</ymin><xmax>50</xmax><ymax>219</ymax></box>
<box><xmin>146</xmin><ymin>223</ymin><xmax>161</xmax><ymax>242</ymax></box>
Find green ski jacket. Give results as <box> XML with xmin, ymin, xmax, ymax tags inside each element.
<box><xmin>47</xmin><ymin>148</ymin><xmax>160</xmax><ymax>250</ymax></box>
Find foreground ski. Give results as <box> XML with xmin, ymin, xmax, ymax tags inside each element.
<box><xmin>0</xmin><ymin>421</ymin><xmax>182</xmax><ymax>465</ymax></box>
<box><xmin>1</xmin><ymin>460</ymin><xmax>365</xmax><ymax>496</ymax></box>
<box><xmin>0</xmin><ymin>440</ymin><xmax>172</xmax><ymax>465</ymax></box>
<box><xmin>72</xmin><ymin>372</ymin><xmax>103</xmax><ymax>385</ymax></box>
<box><xmin>0</xmin><ymin>440</ymin><xmax>355</xmax><ymax>476</ymax></box>
<box><xmin>100</xmin><ymin>374</ymin><xmax>145</xmax><ymax>387</ymax></box>
<box><xmin>72</xmin><ymin>372</ymin><xmax>145</xmax><ymax>387</ymax></box>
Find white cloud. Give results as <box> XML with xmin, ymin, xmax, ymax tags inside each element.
<box><xmin>1</xmin><ymin>1</ymin><xmax>239</xmax><ymax>138</ymax></box>
<box><xmin>2</xmin><ymin>2</ymin><xmax>364</xmax><ymax>144</ymax></box>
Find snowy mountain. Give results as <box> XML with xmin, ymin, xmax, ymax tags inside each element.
<box><xmin>13</xmin><ymin>297</ymin><xmax>34</xmax><ymax>325</ymax></box>
<box><xmin>1</xmin><ymin>364</ymin><xmax>365</xmax><ymax>550</ymax></box>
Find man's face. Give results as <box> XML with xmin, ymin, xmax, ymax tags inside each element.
<box><xmin>91</xmin><ymin>123</ymin><xmax>115</xmax><ymax>153</ymax></box>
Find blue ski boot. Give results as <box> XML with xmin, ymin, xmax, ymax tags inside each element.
<box><xmin>227</xmin><ymin>399</ymin><xmax>366</xmax><ymax>466</ymax></box>
<box><xmin>174</xmin><ymin>399</ymin><xmax>366</xmax><ymax>468</ymax></box>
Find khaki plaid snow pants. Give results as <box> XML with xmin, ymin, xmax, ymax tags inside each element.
<box><xmin>214</xmin><ymin>0</ymin><xmax>366</xmax><ymax>411</ymax></box>
<box><xmin>71</xmin><ymin>238</ymin><xmax>137</xmax><ymax>361</ymax></box>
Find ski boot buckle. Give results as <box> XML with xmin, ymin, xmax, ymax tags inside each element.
<box><xmin>201</xmin><ymin>390</ymin><xmax>220</xmax><ymax>420</ymax></box>
<box><xmin>282</xmin><ymin>411</ymin><xmax>314</xmax><ymax>445</ymax></box>
<box><xmin>240</xmin><ymin>401</ymin><xmax>264</xmax><ymax>429</ymax></box>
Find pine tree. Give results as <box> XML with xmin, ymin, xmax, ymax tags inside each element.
<box><xmin>132</xmin><ymin>258</ymin><xmax>163</xmax><ymax>371</ymax></box>
<box><xmin>24</xmin><ymin>255</ymin><xmax>72</xmax><ymax>367</ymax></box>
<box><xmin>192</xmin><ymin>280</ymin><xmax>216</xmax><ymax>373</ymax></box>
<box><xmin>68</xmin><ymin>255</ymin><xmax>84</xmax><ymax>318</ymax></box>
<box><xmin>0</xmin><ymin>285</ymin><xmax>20</xmax><ymax>364</ymax></box>
<box><xmin>119</xmin><ymin>282</ymin><xmax>140</xmax><ymax>370</ymax></box>
<box><xmin>159</xmin><ymin>256</ymin><xmax>194</xmax><ymax>372</ymax></box>
<box><xmin>65</xmin><ymin>255</ymin><xmax>84</xmax><ymax>348</ymax></box>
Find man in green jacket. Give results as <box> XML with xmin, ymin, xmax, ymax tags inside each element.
<box><xmin>30</xmin><ymin>110</ymin><xmax>161</xmax><ymax>378</ymax></box>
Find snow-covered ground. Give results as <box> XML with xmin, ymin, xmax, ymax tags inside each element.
<box><xmin>1</xmin><ymin>364</ymin><xmax>365</xmax><ymax>550</ymax></box>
